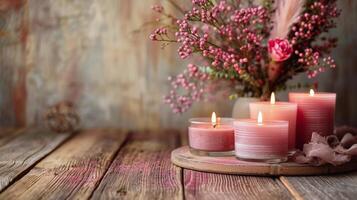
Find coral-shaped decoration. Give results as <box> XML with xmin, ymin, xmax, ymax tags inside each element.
<box><xmin>45</xmin><ymin>101</ymin><xmax>80</xmax><ymax>133</ymax></box>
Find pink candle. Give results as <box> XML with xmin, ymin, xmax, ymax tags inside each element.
<box><xmin>289</xmin><ymin>90</ymin><xmax>336</xmax><ymax>149</ymax></box>
<box><xmin>234</xmin><ymin>112</ymin><xmax>288</xmax><ymax>163</ymax></box>
<box><xmin>250</xmin><ymin>93</ymin><xmax>297</xmax><ymax>151</ymax></box>
<box><xmin>188</xmin><ymin>113</ymin><xmax>234</xmax><ymax>155</ymax></box>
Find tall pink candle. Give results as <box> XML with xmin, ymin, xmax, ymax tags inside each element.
<box><xmin>289</xmin><ymin>90</ymin><xmax>336</xmax><ymax>149</ymax></box>
<box><xmin>188</xmin><ymin>115</ymin><xmax>234</xmax><ymax>155</ymax></box>
<box><xmin>250</xmin><ymin>93</ymin><xmax>297</xmax><ymax>151</ymax></box>
<box><xmin>234</xmin><ymin>114</ymin><xmax>288</xmax><ymax>163</ymax></box>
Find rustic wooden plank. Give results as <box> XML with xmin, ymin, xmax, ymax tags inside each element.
<box><xmin>280</xmin><ymin>172</ymin><xmax>357</xmax><ymax>200</ymax></box>
<box><xmin>91</xmin><ymin>130</ymin><xmax>183</xmax><ymax>200</ymax></box>
<box><xmin>0</xmin><ymin>129</ymin><xmax>70</xmax><ymax>192</ymax></box>
<box><xmin>0</xmin><ymin>128</ymin><xmax>23</xmax><ymax>146</ymax></box>
<box><xmin>0</xmin><ymin>127</ymin><xmax>17</xmax><ymax>136</ymax></box>
<box><xmin>0</xmin><ymin>129</ymin><xmax>128</xmax><ymax>200</ymax></box>
<box><xmin>184</xmin><ymin>170</ymin><xmax>293</xmax><ymax>200</ymax></box>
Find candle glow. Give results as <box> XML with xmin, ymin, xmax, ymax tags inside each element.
<box><xmin>211</xmin><ymin>112</ymin><xmax>217</xmax><ymax>128</ymax></box>
<box><xmin>309</xmin><ymin>89</ymin><xmax>315</xmax><ymax>96</ymax></box>
<box><xmin>270</xmin><ymin>92</ymin><xmax>276</xmax><ymax>105</ymax></box>
<box><xmin>257</xmin><ymin>111</ymin><xmax>263</xmax><ymax>125</ymax></box>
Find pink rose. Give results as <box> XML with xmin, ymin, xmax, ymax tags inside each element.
<box><xmin>268</xmin><ymin>38</ymin><xmax>293</xmax><ymax>62</ymax></box>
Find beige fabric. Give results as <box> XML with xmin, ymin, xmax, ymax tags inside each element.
<box><xmin>293</xmin><ymin>127</ymin><xmax>357</xmax><ymax>166</ymax></box>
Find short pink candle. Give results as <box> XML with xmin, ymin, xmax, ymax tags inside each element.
<box><xmin>188</xmin><ymin>115</ymin><xmax>234</xmax><ymax>155</ymax></box>
<box><xmin>250</xmin><ymin>93</ymin><xmax>297</xmax><ymax>151</ymax></box>
<box><xmin>234</xmin><ymin>114</ymin><xmax>288</xmax><ymax>163</ymax></box>
<box><xmin>289</xmin><ymin>90</ymin><xmax>336</xmax><ymax>149</ymax></box>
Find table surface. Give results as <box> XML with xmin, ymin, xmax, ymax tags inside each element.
<box><xmin>0</xmin><ymin>128</ymin><xmax>356</xmax><ymax>200</ymax></box>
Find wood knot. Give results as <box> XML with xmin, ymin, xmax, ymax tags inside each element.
<box><xmin>116</xmin><ymin>187</ymin><xmax>127</xmax><ymax>196</ymax></box>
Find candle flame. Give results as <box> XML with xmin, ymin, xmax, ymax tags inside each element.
<box><xmin>309</xmin><ymin>89</ymin><xmax>315</xmax><ymax>96</ymax></box>
<box><xmin>211</xmin><ymin>112</ymin><xmax>217</xmax><ymax>128</ymax></box>
<box><xmin>270</xmin><ymin>92</ymin><xmax>276</xmax><ymax>105</ymax></box>
<box><xmin>257</xmin><ymin>111</ymin><xmax>263</xmax><ymax>125</ymax></box>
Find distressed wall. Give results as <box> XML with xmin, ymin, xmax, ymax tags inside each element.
<box><xmin>0</xmin><ymin>0</ymin><xmax>27</xmax><ymax>126</ymax></box>
<box><xmin>0</xmin><ymin>0</ymin><xmax>356</xmax><ymax>130</ymax></box>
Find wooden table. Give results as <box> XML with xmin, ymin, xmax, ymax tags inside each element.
<box><xmin>0</xmin><ymin>128</ymin><xmax>356</xmax><ymax>200</ymax></box>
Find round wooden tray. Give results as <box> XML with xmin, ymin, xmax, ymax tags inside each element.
<box><xmin>171</xmin><ymin>146</ymin><xmax>357</xmax><ymax>176</ymax></box>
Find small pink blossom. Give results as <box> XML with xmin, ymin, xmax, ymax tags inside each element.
<box><xmin>268</xmin><ymin>38</ymin><xmax>293</xmax><ymax>62</ymax></box>
<box><xmin>149</xmin><ymin>34</ymin><xmax>157</xmax><ymax>40</ymax></box>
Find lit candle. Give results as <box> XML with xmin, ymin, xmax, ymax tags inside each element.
<box><xmin>234</xmin><ymin>112</ymin><xmax>289</xmax><ymax>163</ymax></box>
<box><xmin>188</xmin><ymin>112</ymin><xmax>234</xmax><ymax>156</ymax></box>
<box><xmin>249</xmin><ymin>92</ymin><xmax>297</xmax><ymax>152</ymax></box>
<box><xmin>289</xmin><ymin>89</ymin><xmax>336</xmax><ymax>149</ymax></box>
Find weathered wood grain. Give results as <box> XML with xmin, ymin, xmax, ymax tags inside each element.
<box><xmin>280</xmin><ymin>172</ymin><xmax>357</xmax><ymax>200</ymax></box>
<box><xmin>91</xmin><ymin>131</ymin><xmax>183</xmax><ymax>200</ymax></box>
<box><xmin>0</xmin><ymin>128</ymin><xmax>23</xmax><ymax>146</ymax></box>
<box><xmin>184</xmin><ymin>170</ymin><xmax>293</xmax><ymax>200</ymax></box>
<box><xmin>0</xmin><ymin>129</ymin><xmax>127</xmax><ymax>200</ymax></box>
<box><xmin>0</xmin><ymin>129</ymin><xmax>70</xmax><ymax>192</ymax></box>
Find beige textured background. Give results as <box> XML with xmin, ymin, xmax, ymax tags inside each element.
<box><xmin>0</xmin><ymin>0</ymin><xmax>356</xmax><ymax>130</ymax></box>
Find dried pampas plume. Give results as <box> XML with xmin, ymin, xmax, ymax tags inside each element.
<box><xmin>270</xmin><ymin>0</ymin><xmax>305</xmax><ymax>39</ymax></box>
